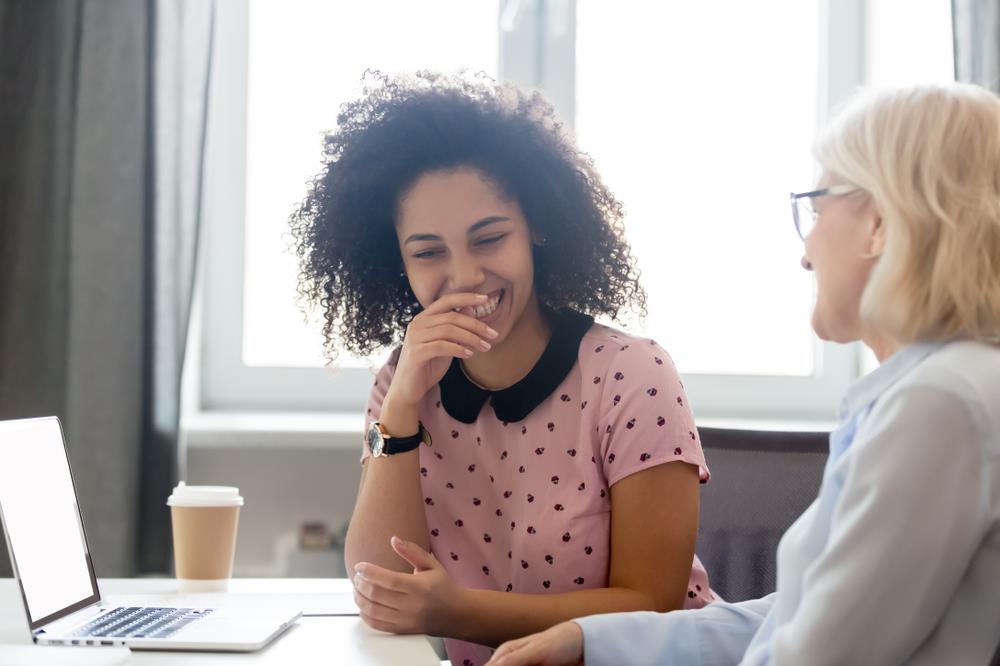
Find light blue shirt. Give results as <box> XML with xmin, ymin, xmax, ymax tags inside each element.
<box><xmin>576</xmin><ymin>340</ymin><xmax>1000</xmax><ymax>665</ymax></box>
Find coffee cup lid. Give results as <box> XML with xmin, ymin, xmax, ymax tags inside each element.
<box><xmin>167</xmin><ymin>482</ymin><xmax>244</xmax><ymax>507</ymax></box>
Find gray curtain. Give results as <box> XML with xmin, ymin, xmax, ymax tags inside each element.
<box><xmin>139</xmin><ymin>0</ymin><xmax>215</xmax><ymax>575</ymax></box>
<box><xmin>953</xmin><ymin>0</ymin><xmax>1000</xmax><ymax>90</ymax></box>
<box><xmin>0</xmin><ymin>0</ymin><xmax>213</xmax><ymax>577</ymax></box>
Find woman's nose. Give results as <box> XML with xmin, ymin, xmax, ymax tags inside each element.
<box><xmin>449</xmin><ymin>255</ymin><xmax>485</xmax><ymax>291</ymax></box>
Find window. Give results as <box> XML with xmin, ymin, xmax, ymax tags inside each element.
<box><xmin>200</xmin><ymin>0</ymin><xmax>954</xmax><ymax>421</ymax></box>
<box><xmin>574</xmin><ymin>1</ymin><xmax>822</xmax><ymax>377</ymax></box>
<box><xmin>243</xmin><ymin>0</ymin><xmax>500</xmax><ymax>369</ymax></box>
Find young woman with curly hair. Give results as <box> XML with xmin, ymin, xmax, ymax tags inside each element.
<box><xmin>290</xmin><ymin>72</ymin><xmax>716</xmax><ymax>666</ymax></box>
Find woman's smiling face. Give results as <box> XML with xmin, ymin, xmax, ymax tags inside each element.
<box><xmin>801</xmin><ymin>173</ymin><xmax>883</xmax><ymax>344</ymax></box>
<box><xmin>396</xmin><ymin>167</ymin><xmax>538</xmax><ymax>345</ymax></box>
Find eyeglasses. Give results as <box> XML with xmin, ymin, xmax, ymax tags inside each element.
<box><xmin>789</xmin><ymin>185</ymin><xmax>859</xmax><ymax>240</ymax></box>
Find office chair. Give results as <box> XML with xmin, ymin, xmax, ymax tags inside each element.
<box><xmin>695</xmin><ymin>426</ymin><xmax>828</xmax><ymax>602</ymax></box>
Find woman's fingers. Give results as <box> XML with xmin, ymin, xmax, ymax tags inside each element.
<box><xmin>414</xmin><ymin>322</ymin><xmax>493</xmax><ymax>352</ymax></box>
<box><xmin>390</xmin><ymin>292</ymin><xmax>501</xmax><ymax>399</ymax></box>
<box><xmin>354</xmin><ymin>563</ymin><xmax>414</xmax><ymax>593</ymax></box>
<box><xmin>361</xmin><ymin>615</ymin><xmax>398</xmax><ymax>635</ymax></box>
<box><xmin>415</xmin><ymin>340</ymin><xmax>475</xmax><ymax>361</ymax></box>
<box><xmin>353</xmin><ymin>587</ymin><xmax>401</xmax><ymax>628</ymax></box>
<box><xmin>489</xmin><ymin>637</ymin><xmax>544</xmax><ymax>666</ymax></box>
<box><xmin>421</xmin><ymin>291</ymin><xmax>489</xmax><ymax>316</ymax></box>
<box><xmin>488</xmin><ymin>637</ymin><xmax>529</xmax><ymax>662</ymax></box>
<box><xmin>353</xmin><ymin>572</ymin><xmax>407</xmax><ymax>610</ymax></box>
<box><xmin>486</xmin><ymin>623</ymin><xmax>584</xmax><ymax>666</ymax></box>
<box><xmin>425</xmin><ymin>309</ymin><xmax>499</xmax><ymax>340</ymax></box>
<box><xmin>406</xmin><ymin>296</ymin><xmax>499</xmax><ymax>359</ymax></box>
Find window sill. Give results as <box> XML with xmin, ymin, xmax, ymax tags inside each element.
<box><xmin>183</xmin><ymin>412</ymin><xmax>833</xmax><ymax>450</ymax></box>
<box><xmin>183</xmin><ymin>411</ymin><xmax>364</xmax><ymax>450</ymax></box>
<box><xmin>697</xmin><ymin>417</ymin><xmax>834</xmax><ymax>433</ymax></box>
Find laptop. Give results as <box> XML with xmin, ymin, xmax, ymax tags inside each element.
<box><xmin>0</xmin><ymin>416</ymin><xmax>301</xmax><ymax>651</ymax></box>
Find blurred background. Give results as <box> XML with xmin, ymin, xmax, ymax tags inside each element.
<box><xmin>0</xmin><ymin>0</ymin><xmax>996</xmax><ymax>584</ymax></box>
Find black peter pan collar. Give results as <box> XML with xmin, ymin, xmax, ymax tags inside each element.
<box><xmin>439</xmin><ymin>308</ymin><xmax>595</xmax><ymax>424</ymax></box>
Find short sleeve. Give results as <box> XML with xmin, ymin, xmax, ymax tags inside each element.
<box><xmin>597</xmin><ymin>340</ymin><xmax>709</xmax><ymax>487</ymax></box>
<box><xmin>359</xmin><ymin>347</ymin><xmax>401</xmax><ymax>463</ymax></box>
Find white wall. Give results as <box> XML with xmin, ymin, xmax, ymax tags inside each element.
<box><xmin>186</xmin><ymin>444</ymin><xmax>360</xmax><ymax>577</ymax></box>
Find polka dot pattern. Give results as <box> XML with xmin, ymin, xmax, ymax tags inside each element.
<box><xmin>361</xmin><ymin>324</ymin><xmax>714</xmax><ymax>666</ymax></box>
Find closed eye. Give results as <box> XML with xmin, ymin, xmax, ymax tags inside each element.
<box><xmin>475</xmin><ymin>234</ymin><xmax>507</xmax><ymax>247</ymax></box>
<box><xmin>413</xmin><ymin>249</ymin><xmax>443</xmax><ymax>260</ymax></box>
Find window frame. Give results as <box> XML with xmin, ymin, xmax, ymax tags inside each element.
<box><xmin>199</xmin><ymin>0</ymin><xmax>867</xmax><ymax>421</ymax></box>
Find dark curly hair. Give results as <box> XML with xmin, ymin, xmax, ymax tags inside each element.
<box><xmin>290</xmin><ymin>70</ymin><xmax>646</xmax><ymax>358</ymax></box>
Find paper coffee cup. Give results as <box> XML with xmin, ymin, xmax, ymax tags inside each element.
<box><xmin>167</xmin><ymin>482</ymin><xmax>244</xmax><ymax>592</ymax></box>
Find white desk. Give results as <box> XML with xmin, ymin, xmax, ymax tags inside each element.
<box><xmin>0</xmin><ymin>578</ymin><xmax>440</xmax><ymax>665</ymax></box>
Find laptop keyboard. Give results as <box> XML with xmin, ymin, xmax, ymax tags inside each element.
<box><xmin>69</xmin><ymin>606</ymin><xmax>214</xmax><ymax>639</ymax></box>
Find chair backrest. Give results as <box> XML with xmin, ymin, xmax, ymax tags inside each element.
<box><xmin>695</xmin><ymin>427</ymin><xmax>828</xmax><ymax>602</ymax></box>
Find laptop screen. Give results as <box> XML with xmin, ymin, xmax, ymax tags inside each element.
<box><xmin>0</xmin><ymin>417</ymin><xmax>100</xmax><ymax>628</ymax></box>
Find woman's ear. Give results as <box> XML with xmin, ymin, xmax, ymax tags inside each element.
<box><xmin>867</xmin><ymin>213</ymin><xmax>886</xmax><ymax>257</ymax></box>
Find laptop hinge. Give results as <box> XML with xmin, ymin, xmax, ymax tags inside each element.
<box><xmin>36</xmin><ymin>601</ymin><xmax>108</xmax><ymax>636</ymax></box>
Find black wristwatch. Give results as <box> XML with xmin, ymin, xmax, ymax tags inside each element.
<box><xmin>366</xmin><ymin>421</ymin><xmax>431</xmax><ymax>457</ymax></box>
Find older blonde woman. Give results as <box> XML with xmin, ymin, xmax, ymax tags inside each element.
<box><xmin>486</xmin><ymin>82</ymin><xmax>1000</xmax><ymax>665</ymax></box>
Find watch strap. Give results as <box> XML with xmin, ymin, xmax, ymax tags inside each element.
<box><xmin>382</xmin><ymin>427</ymin><xmax>423</xmax><ymax>455</ymax></box>
<box><xmin>370</xmin><ymin>421</ymin><xmax>430</xmax><ymax>455</ymax></box>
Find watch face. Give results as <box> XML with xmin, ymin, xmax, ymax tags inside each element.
<box><xmin>367</xmin><ymin>425</ymin><xmax>384</xmax><ymax>456</ymax></box>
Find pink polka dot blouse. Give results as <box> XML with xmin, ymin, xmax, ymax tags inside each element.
<box><xmin>362</xmin><ymin>310</ymin><xmax>716</xmax><ymax>666</ymax></box>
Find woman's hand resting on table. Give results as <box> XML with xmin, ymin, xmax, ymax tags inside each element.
<box><xmin>485</xmin><ymin>621</ymin><xmax>585</xmax><ymax>666</ymax></box>
<box><xmin>352</xmin><ymin>536</ymin><xmax>468</xmax><ymax>638</ymax></box>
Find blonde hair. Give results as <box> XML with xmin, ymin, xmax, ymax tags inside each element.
<box><xmin>814</xmin><ymin>83</ymin><xmax>1000</xmax><ymax>345</ymax></box>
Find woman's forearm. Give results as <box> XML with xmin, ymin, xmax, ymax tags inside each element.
<box><xmin>344</xmin><ymin>394</ymin><xmax>429</xmax><ymax>574</ymax></box>
<box><xmin>453</xmin><ymin>585</ymin><xmax>663</xmax><ymax>647</ymax></box>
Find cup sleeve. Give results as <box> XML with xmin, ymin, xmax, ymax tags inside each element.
<box><xmin>596</xmin><ymin>341</ymin><xmax>710</xmax><ymax>488</ymax></box>
<box><xmin>360</xmin><ymin>347</ymin><xmax>401</xmax><ymax>463</ymax></box>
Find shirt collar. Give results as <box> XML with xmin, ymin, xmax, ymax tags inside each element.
<box><xmin>438</xmin><ymin>308</ymin><xmax>595</xmax><ymax>424</ymax></box>
<box><xmin>837</xmin><ymin>340</ymin><xmax>945</xmax><ymax>421</ymax></box>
